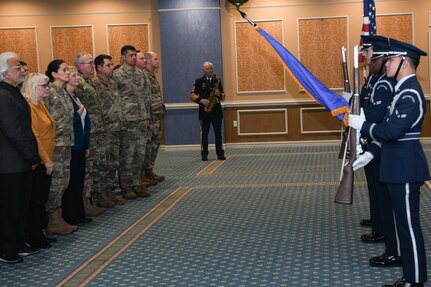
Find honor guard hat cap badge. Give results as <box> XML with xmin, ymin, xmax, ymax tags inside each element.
<box><xmin>386</xmin><ymin>38</ymin><xmax>427</xmax><ymax>60</ymax></box>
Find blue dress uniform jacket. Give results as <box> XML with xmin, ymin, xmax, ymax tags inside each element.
<box><xmin>191</xmin><ymin>75</ymin><xmax>224</xmax><ymax>121</ymax></box>
<box><xmin>361</xmin><ymin>74</ymin><xmax>430</xmax><ymax>183</ymax></box>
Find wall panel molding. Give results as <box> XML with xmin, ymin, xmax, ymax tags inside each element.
<box><xmin>50</xmin><ymin>25</ymin><xmax>94</xmax><ymax>64</ymax></box>
<box><xmin>0</xmin><ymin>26</ymin><xmax>39</xmax><ymax>72</ymax></box>
<box><xmin>106</xmin><ymin>23</ymin><xmax>150</xmax><ymax>66</ymax></box>
<box><xmin>298</xmin><ymin>16</ymin><xmax>348</xmax><ymax>90</ymax></box>
<box><xmin>234</xmin><ymin>19</ymin><xmax>286</xmax><ymax>94</ymax></box>
<box><xmin>376</xmin><ymin>13</ymin><xmax>413</xmax><ymax>43</ymax></box>
<box><xmin>237</xmin><ymin>109</ymin><xmax>288</xmax><ymax>136</ymax></box>
<box><xmin>300</xmin><ymin>107</ymin><xmax>342</xmax><ymax>134</ymax></box>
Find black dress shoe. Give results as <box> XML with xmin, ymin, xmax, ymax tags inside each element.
<box><xmin>44</xmin><ymin>236</ymin><xmax>57</xmax><ymax>243</ymax></box>
<box><xmin>201</xmin><ymin>156</ymin><xmax>208</xmax><ymax>161</ymax></box>
<box><xmin>360</xmin><ymin>218</ymin><xmax>372</xmax><ymax>227</ymax></box>
<box><xmin>28</xmin><ymin>240</ymin><xmax>51</xmax><ymax>249</ymax></box>
<box><xmin>360</xmin><ymin>232</ymin><xmax>385</xmax><ymax>243</ymax></box>
<box><xmin>217</xmin><ymin>155</ymin><xmax>226</xmax><ymax>160</ymax></box>
<box><xmin>383</xmin><ymin>277</ymin><xmax>424</xmax><ymax>287</ymax></box>
<box><xmin>18</xmin><ymin>244</ymin><xmax>40</xmax><ymax>256</ymax></box>
<box><xmin>370</xmin><ymin>253</ymin><xmax>402</xmax><ymax>267</ymax></box>
<box><xmin>0</xmin><ymin>253</ymin><xmax>23</xmax><ymax>264</ymax></box>
<box><xmin>80</xmin><ymin>217</ymin><xmax>92</xmax><ymax>223</ymax></box>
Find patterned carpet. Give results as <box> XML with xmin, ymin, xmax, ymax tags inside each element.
<box><xmin>0</xmin><ymin>143</ymin><xmax>430</xmax><ymax>287</ymax></box>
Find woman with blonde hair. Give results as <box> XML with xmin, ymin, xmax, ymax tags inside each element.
<box><xmin>21</xmin><ymin>73</ymin><xmax>56</xmax><ymax>248</ymax></box>
<box><xmin>61</xmin><ymin>66</ymin><xmax>91</xmax><ymax>225</ymax></box>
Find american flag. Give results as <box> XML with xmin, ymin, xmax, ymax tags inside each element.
<box><xmin>359</xmin><ymin>0</ymin><xmax>376</xmax><ymax>65</ymax></box>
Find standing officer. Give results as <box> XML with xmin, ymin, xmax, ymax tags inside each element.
<box><xmin>74</xmin><ymin>52</ymin><xmax>110</xmax><ymax>212</ymax></box>
<box><xmin>349</xmin><ymin>38</ymin><xmax>428</xmax><ymax>287</ymax></box>
<box><xmin>190</xmin><ymin>61</ymin><xmax>226</xmax><ymax>161</ymax></box>
<box><xmin>92</xmin><ymin>54</ymin><xmax>125</xmax><ymax>206</ymax></box>
<box><xmin>113</xmin><ymin>45</ymin><xmax>151</xmax><ymax>199</ymax></box>
<box><xmin>141</xmin><ymin>51</ymin><xmax>166</xmax><ymax>184</ymax></box>
<box><xmin>353</xmin><ymin>36</ymin><xmax>401</xmax><ymax>267</ymax></box>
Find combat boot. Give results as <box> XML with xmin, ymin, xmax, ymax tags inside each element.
<box><xmin>133</xmin><ymin>185</ymin><xmax>150</xmax><ymax>197</ymax></box>
<box><xmin>47</xmin><ymin>208</ymin><xmax>78</xmax><ymax>235</ymax></box>
<box><xmin>141</xmin><ymin>169</ymin><xmax>157</xmax><ymax>186</ymax></box>
<box><xmin>122</xmin><ymin>188</ymin><xmax>137</xmax><ymax>199</ymax></box>
<box><xmin>106</xmin><ymin>189</ymin><xmax>125</xmax><ymax>205</ymax></box>
<box><xmin>95</xmin><ymin>190</ymin><xmax>115</xmax><ymax>208</ymax></box>
<box><xmin>147</xmin><ymin>168</ymin><xmax>165</xmax><ymax>182</ymax></box>
<box><xmin>83</xmin><ymin>198</ymin><xmax>106</xmax><ymax>217</ymax></box>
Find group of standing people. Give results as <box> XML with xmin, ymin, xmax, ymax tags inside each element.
<box><xmin>0</xmin><ymin>45</ymin><xmax>165</xmax><ymax>264</ymax></box>
<box><xmin>348</xmin><ymin>37</ymin><xmax>428</xmax><ymax>287</ymax></box>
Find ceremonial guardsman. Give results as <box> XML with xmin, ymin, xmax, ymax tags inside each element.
<box><xmin>353</xmin><ymin>36</ymin><xmax>401</xmax><ymax>267</ymax></box>
<box><xmin>349</xmin><ymin>38</ymin><xmax>428</xmax><ymax>287</ymax></box>
<box><xmin>355</xmin><ymin>35</ymin><xmax>386</xmax><ymax>242</ymax></box>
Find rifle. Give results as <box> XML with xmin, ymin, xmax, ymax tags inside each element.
<box><xmin>334</xmin><ymin>45</ymin><xmax>360</xmax><ymax>205</ymax></box>
<box><xmin>338</xmin><ymin>47</ymin><xmax>352</xmax><ymax>159</ymax></box>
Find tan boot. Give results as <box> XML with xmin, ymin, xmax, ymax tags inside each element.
<box><xmin>133</xmin><ymin>185</ymin><xmax>150</xmax><ymax>197</ymax></box>
<box><xmin>106</xmin><ymin>189</ymin><xmax>125</xmax><ymax>205</ymax></box>
<box><xmin>83</xmin><ymin>198</ymin><xmax>106</xmax><ymax>217</ymax></box>
<box><xmin>47</xmin><ymin>208</ymin><xmax>78</xmax><ymax>235</ymax></box>
<box><xmin>141</xmin><ymin>174</ymin><xmax>158</xmax><ymax>186</ymax></box>
<box><xmin>122</xmin><ymin>188</ymin><xmax>137</xmax><ymax>199</ymax></box>
<box><xmin>96</xmin><ymin>190</ymin><xmax>115</xmax><ymax>208</ymax></box>
<box><xmin>147</xmin><ymin>168</ymin><xmax>165</xmax><ymax>182</ymax></box>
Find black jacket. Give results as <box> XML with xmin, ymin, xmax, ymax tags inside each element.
<box><xmin>0</xmin><ymin>81</ymin><xmax>40</xmax><ymax>173</ymax></box>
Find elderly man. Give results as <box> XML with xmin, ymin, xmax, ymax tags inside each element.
<box><xmin>74</xmin><ymin>52</ymin><xmax>108</xmax><ymax>213</ymax></box>
<box><xmin>0</xmin><ymin>52</ymin><xmax>41</xmax><ymax>263</ymax></box>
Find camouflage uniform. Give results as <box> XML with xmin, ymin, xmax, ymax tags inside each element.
<box><xmin>113</xmin><ymin>66</ymin><xmax>150</xmax><ymax>191</ymax></box>
<box><xmin>141</xmin><ymin>68</ymin><xmax>164</xmax><ymax>171</ymax></box>
<box><xmin>76</xmin><ymin>73</ymin><xmax>106</xmax><ymax>197</ymax></box>
<box><xmin>44</xmin><ymin>83</ymin><xmax>74</xmax><ymax>212</ymax></box>
<box><xmin>92</xmin><ymin>75</ymin><xmax>123</xmax><ymax>191</ymax></box>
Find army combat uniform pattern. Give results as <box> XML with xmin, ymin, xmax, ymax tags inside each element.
<box><xmin>44</xmin><ymin>83</ymin><xmax>74</xmax><ymax>212</ymax></box>
<box><xmin>141</xmin><ymin>68</ymin><xmax>165</xmax><ymax>171</ymax></box>
<box><xmin>113</xmin><ymin>66</ymin><xmax>151</xmax><ymax>192</ymax></box>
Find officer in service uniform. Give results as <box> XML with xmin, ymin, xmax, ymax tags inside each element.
<box><xmin>349</xmin><ymin>38</ymin><xmax>428</xmax><ymax>287</ymax></box>
<box><xmin>353</xmin><ymin>36</ymin><xmax>400</xmax><ymax>267</ymax></box>
<box><xmin>190</xmin><ymin>61</ymin><xmax>226</xmax><ymax>161</ymax></box>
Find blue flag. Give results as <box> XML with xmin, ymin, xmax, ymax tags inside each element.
<box><xmin>256</xmin><ymin>28</ymin><xmax>350</xmax><ymax>122</ymax></box>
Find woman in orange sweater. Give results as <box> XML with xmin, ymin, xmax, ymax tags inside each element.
<box><xmin>21</xmin><ymin>73</ymin><xmax>56</xmax><ymax>248</ymax></box>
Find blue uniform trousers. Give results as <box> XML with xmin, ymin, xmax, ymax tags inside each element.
<box><xmin>364</xmin><ymin>163</ymin><xmax>383</xmax><ymax>235</ymax></box>
<box><xmin>387</xmin><ymin>182</ymin><xmax>427</xmax><ymax>283</ymax></box>
<box><xmin>200</xmin><ymin>117</ymin><xmax>224</xmax><ymax>158</ymax></box>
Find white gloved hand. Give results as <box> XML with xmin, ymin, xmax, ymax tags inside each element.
<box><xmin>348</xmin><ymin>108</ymin><xmax>366</xmax><ymax>130</ymax></box>
<box><xmin>352</xmin><ymin>151</ymin><xmax>374</xmax><ymax>171</ymax></box>
<box><xmin>342</xmin><ymin>91</ymin><xmax>352</xmax><ymax>102</ymax></box>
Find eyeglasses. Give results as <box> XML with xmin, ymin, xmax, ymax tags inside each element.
<box><xmin>37</xmin><ymin>84</ymin><xmax>49</xmax><ymax>88</ymax></box>
<box><xmin>80</xmin><ymin>61</ymin><xmax>94</xmax><ymax>65</ymax></box>
<box><xmin>10</xmin><ymin>64</ymin><xmax>22</xmax><ymax>71</ymax></box>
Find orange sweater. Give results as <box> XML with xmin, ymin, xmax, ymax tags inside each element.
<box><xmin>29</xmin><ymin>102</ymin><xmax>56</xmax><ymax>164</ymax></box>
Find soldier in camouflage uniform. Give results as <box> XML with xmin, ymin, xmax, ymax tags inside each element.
<box><xmin>92</xmin><ymin>54</ymin><xmax>125</xmax><ymax>205</ymax></box>
<box><xmin>74</xmin><ymin>53</ymin><xmax>110</xmax><ymax>212</ymax></box>
<box><xmin>141</xmin><ymin>52</ymin><xmax>165</xmax><ymax>183</ymax></box>
<box><xmin>113</xmin><ymin>45</ymin><xmax>151</xmax><ymax>199</ymax></box>
<box><xmin>44</xmin><ymin>60</ymin><xmax>78</xmax><ymax>234</ymax></box>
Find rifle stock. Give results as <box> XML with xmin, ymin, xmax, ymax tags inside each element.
<box><xmin>335</xmin><ymin>46</ymin><xmax>360</xmax><ymax>204</ymax></box>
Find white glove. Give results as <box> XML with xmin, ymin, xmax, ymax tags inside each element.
<box><xmin>352</xmin><ymin>151</ymin><xmax>374</xmax><ymax>171</ymax></box>
<box><xmin>348</xmin><ymin>108</ymin><xmax>366</xmax><ymax>130</ymax></box>
<box><xmin>342</xmin><ymin>91</ymin><xmax>352</xmax><ymax>102</ymax></box>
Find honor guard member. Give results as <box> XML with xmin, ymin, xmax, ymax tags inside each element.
<box><xmin>190</xmin><ymin>61</ymin><xmax>226</xmax><ymax>161</ymax></box>
<box><xmin>92</xmin><ymin>54</ymin><xmax>125</xmax><ymax>206</ymax></box>
<box><xmin>356</xmin><ymin>36</ymin><xmax>386</xmax><ymax>238</ymax></box>
<box><xmin>113</xmin><ymin>45</ymin><xmax>151</xmax><ymax>199</ymax></box>
<box><xmin>141</xmin><ymin>52</ymin><xmax>166</xmax><ymax>185</ymax></box>
<box><xmin>354</xmin><ymin>36</ymin><xmax>401</xmax><ymax>267</ymax></box>
<box><xmin>349</xmin><ymin>38</ymin><xmax>429</xmax><ymax>287</ymax></box>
